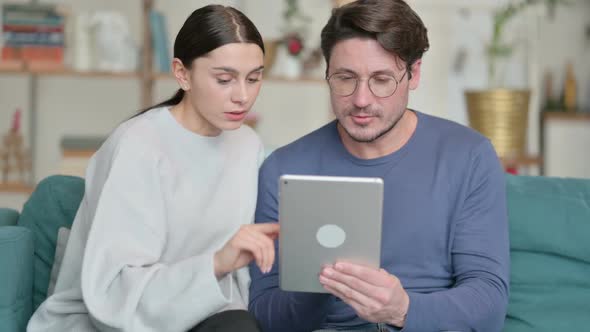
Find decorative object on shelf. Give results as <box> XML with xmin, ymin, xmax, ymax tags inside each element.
<box><xmin>272</xmin><ymin>0</ymin><xmax>310</xmax><ymax>79</ymax></box>
<box><xmin>466</xmin><ymin>90</ymin><xmax>530</xmax><ymax>159</ymax></box>
<box><xmin>465</xmin><ymin>0</ymin><xmax>566</xmax><ymax>161</ymax></box>
<box><xmin>88</xmin><ymin>11</ymin><xmax>139</xmax><ymax>72</ymax></box>
<box><xmin>542</xmin><ymin>70</ymin><xmax>560</xmax><ymax>111</ymax></box>
<box><xmin>69</xmin><ymin>11</ymin><xmax>139</xmax><ymax>73</ymax></box>
<box><xmin>1</xmin><ymin>108</ymin><xmax>32</xmax><ymax>186</ymax></box>
<box><xmin>563</xmin><ymin>62</ymin><xmax>577</xmax><ymax>112</ymax></box>
<box><xmin>278</xmin><ymin>33</ymin><xmax>305</xmax><ymax>79</ymax></box>
<box><xmin>486</xmin><ymin>0</ymin><xmax>565</xmax><ymax>87</ymax></box>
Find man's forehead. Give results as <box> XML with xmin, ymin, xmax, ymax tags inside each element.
<box><xmin>330</xmin><ymin>50</ymin><xmax>405</xmax><ymax>73</ymax></box>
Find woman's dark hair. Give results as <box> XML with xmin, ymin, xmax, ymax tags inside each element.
<box><xmin>138</xmin><ymin>5</ymin><xmax>264</xmax><ymax>114</ymax></box>
<box><xmin>321</xmin><ymin>0</ymin><xmax>429</xmax><ymax>79</ymax></box>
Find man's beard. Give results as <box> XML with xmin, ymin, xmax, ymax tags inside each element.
<box><xmin>339</xmin><ymin>107</ymin><xmax>403</xmax><ymax>143</ymax></box>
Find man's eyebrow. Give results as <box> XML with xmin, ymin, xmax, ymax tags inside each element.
<box><xmin>331</xmin><ymin>68</ymin><xmax>357</xmax><ymax>75</ymax></box>
<box><xmin>331</xmin><ymin>68</ymin><xmax>399</xmax><ymax>77</ymax></box>
<box><xmin>371</xmin><ymin>69</ymin><xmax>397</xmax><ymax>76</ymax></box>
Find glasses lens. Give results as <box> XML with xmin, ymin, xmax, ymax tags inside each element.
<box><xmin>328</xmin><ymin>73</ymin><xmax>357</xmax><ymax>96</ymax></box>
<box><xmin>369</xmin><ymin>75</ymin><xmax>398</xmax><ymax>98</ymax></box>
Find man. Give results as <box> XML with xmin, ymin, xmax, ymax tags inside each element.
<box><xmin>249</xmin><ymin>0</ymin><xmax>509</xmax><ymax>331</ymax></box>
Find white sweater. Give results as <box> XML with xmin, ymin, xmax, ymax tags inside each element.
<box><xmin>27</xmin><ymin>107</ymin><xmax>265</xmax><ymax>332</ymax></box>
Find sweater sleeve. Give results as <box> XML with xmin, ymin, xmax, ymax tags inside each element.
<box><xmin>399</xmin><ymin>140</ymin><xmax>510</xmax><ymax>332</ymax></box>
<box><xmin>248</xmin><ymin>153</ymin><xmax>333</xmax><ymax>332</ymax></box>
<box><xmin>80</xmin><ymin>138</ymin><xmax>233</xmax><ymax>332</ymax></box>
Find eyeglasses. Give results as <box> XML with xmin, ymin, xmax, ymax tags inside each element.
<box><xmin>326</xmin><ymin>70</ymin><xmax>408</xmax><ymax>98</ymax></box>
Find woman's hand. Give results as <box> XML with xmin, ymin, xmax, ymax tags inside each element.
<box><xmin>214</xmin><ymin>223</ymin><xmax>280</xmax><ymax>278</ymax></box>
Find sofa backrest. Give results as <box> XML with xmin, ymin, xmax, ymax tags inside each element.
<box><xmin>17</xmin><ymin>175</ymin><xmax>85</xmax><ymax>312</ymax></box>
<box><xmin>12</xmin><ymin>173</ymin><xmax>590</xmax><ymax>330</ymax></box>
<box><xmin>504</xmin><ymin>175</ymin><xmax>590</xmax><ymax>331</ymax></box>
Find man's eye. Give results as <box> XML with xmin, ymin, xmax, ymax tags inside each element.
<box><xmin>373</xmin><ymin>76</ymin><xmax>393</xmax><ymax>84</ymax></box>
<box><xmin>335</xmin><ymin>75</ymin><xmax>355</xmax><ymax>81</ymax></box>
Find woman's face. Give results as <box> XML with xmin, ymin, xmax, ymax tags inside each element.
<box><xmin>185</xmin><ymin>42</ymin><xmax>264</xmax><ymax>134</ymax></box>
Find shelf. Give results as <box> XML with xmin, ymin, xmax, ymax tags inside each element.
<box><xmin>0</xmin><ymin>67</ymin><xmax>142</xmax><ymax>78</ymax></box>
<box><xmin>500</xmin><ymin>155</ymin><xmax>542</xmax><ymax>168</ymax></box>
<box><xmin>0</xmin><ymin>67</ymin><xmax>327</xmax><ymax>82</ymax></box>
<box><xmin>153</xmin><ymin>72</ymin><xmax>325</xmax><ymax>84</ymax></box>
<box><xmin>543</xmin><ymin>111</ymin><xmax>590</xmax><ymax>122</ymax></box>
<box><xmin>0</xmin><ymin>182</ymin><xmax>34</xmax><ymax>194</ymax></box>
<box><xmin>62</xmin><ymin>149</ymin><xmax>96</xmax><ymax>158</ymax></box>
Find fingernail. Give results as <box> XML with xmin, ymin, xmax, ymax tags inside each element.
<box><xmin>324</xmin><ymin>268</ymin><xmax>334</xmax><ymax>276</ymax></box>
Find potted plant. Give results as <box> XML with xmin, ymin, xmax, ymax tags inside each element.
<box><xmin>465</xmin><ymin>0</ymin><xmax>565</xmax><ymax>161</ymax></box>
<box><xmin>272</xmin><ymin>0</ymin><xmax>310</xmax><ymax>78</ymax></box>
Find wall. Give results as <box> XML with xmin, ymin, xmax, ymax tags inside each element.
<box><xmin>1</xmin><ymin>0</ymin><xmax>589</xmax><ymax>209</ymax></box>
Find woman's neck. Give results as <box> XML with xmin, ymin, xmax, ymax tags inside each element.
<box><xmin>170</xmin><ymin>97</ymin><xmax>221</xmax><ymax>137</ymax></box>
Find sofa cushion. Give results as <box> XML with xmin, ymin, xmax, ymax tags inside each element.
<box><xmin>0</xmin><ymin>226</ymin><xmax>34</xmax><ymax>332</ymax></box>
<box><xmin>504</xmin><ymin>175</ymin><xmax>590</xmax><ymax>331</ymax></box>
<box><xmin>17</xmin><ymin>175</ymin><xmax>85</xmax><ymax>311</ymax></box>
<box><xmin>0</xmin><ymin>208</ymin><xmax>20</xmax><ymax>227</ymax></box>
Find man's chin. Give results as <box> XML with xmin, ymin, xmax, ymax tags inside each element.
<box><xmin>342</xmin><ymin>125</ymin><xmax>380</xmax><ymax>143</ymax></box>
<box><xmin>340</xmin><ymin>118</ymin><xmax>398</xmax><ymax>143</ymax></box>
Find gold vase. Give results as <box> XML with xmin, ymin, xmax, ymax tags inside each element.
<box><xmin>465</xmin><ymin>89</ymin><xmax>530</xmax><ymax>159</ymax></box>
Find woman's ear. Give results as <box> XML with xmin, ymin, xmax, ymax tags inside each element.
<box><xmin>172</xmin><ymin>58</ymin><xmax>191</xmax><ymax>91</ymax></box>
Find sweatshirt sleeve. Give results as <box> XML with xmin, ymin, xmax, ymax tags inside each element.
<box><xmin>248</xmin><ymin>153</ymin><xmax>333</xmax><ymax>332</ymax></box>
<box><xmin>80</xmin><ymin>137</ymin><xmax>232</xmax><ymax>332</ymax></box>
<box><xmin>399</xmin><ymin>140</ymin><xmax>510</xmax><ymax>332</ymax></box>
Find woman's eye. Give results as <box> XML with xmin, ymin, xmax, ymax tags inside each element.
<box><xmin>247</xmin><ymin>77</ymin><xmax>261</xmax><ymax>83</ymax></box>
<box><xmin>216</xmin><ymin>75</ymin><xmax>233</xmax><ymax>84</ymax></box>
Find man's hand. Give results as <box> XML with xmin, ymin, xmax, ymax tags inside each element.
<box><xmin>319</xmin><ymin>262</ymin><xmax>409</xmax><ymax>328</ymax></box>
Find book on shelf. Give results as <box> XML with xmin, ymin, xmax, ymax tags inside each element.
<box><xmin>149</xmin><ymin>10</ymin><xmax>171</xmax><ymax>73</ymax></box>
<box><xmin>59</xmin><ymin>136</ymin><xmax>105</xmax><ymax>177</ymax></box>
<box><xmin>1</xmin><ymin>3</ymin><xmax>66</xmax><ymax>66</ymax></box>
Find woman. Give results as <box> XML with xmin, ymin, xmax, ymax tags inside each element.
<box><xmin>28</xmin><ymin>5</ymin><xmax>277</xmax><ymax>332</ymax></box>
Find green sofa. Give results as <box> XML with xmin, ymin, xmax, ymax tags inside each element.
<box><xmin>1</xmin><ymin>174</ymin><xmax>589</xmax><ymax>331</ymax></box>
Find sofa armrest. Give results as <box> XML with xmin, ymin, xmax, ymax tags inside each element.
<box><xmin>0</xmin><ymin>208</ymin><xmax>20</xmax><ymax>227</ymax></box>
<box><xmin>0</xmin><ymin>226</ymin><xmax>34</xmax><ymax>332</ymax></box>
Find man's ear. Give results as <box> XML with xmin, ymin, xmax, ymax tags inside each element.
<box><xmin>172</xmin><ymin>58</ymin><xmax>191</xmax><ymax>91</ymax></box>
<box><xmin>408</xmin><ymin>59</ymin><xmax>422</xmax><ymax>91</ymax></box>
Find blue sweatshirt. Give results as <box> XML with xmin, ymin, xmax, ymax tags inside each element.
<box><xmin>249</xmin><ymin>111</ymin><xmax>510</xmax><ymax>332</ymax></box>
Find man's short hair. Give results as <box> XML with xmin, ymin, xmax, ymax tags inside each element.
<box><xmin>321</xmin><ymin>0</ymin><xmax>430</xmax><ymax>75</ymax></box>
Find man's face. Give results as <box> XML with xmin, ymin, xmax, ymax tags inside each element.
<box><xmin>327</xmin><ymin>38</ymin><xmax>421</xmax><ymax>143</ymax></box>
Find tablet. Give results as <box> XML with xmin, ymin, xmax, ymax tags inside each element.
<box><xmin>278</xmin><ymin>174</ymin><xmax>383</xmax><ymax>293</ymax></box>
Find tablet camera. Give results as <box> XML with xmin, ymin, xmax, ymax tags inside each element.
<box><xmin>316</xmin><ymin>224</ymin><xmax>346</xmax><ymax>248</ymax></box>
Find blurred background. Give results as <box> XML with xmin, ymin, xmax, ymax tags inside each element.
<box><xmin>1</xmin><ymin>0</ymin><xmax>589</xmax><ymax>210</ymax></box>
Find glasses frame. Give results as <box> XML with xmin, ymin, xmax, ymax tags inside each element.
<box><xmin>326</xmin><ymin>69</ymin><xmax>409</xmax><ymax>98</ymax></box>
